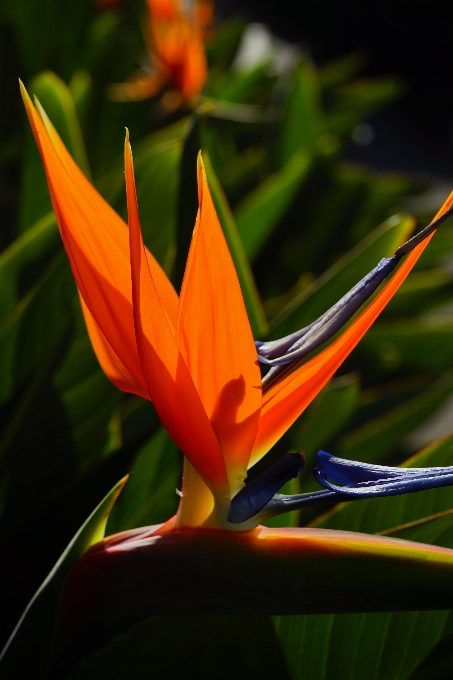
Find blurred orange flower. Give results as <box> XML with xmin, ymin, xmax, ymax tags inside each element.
<box><xmin>110</xmin><ymin>0</ymin><xmax>212</xmax><ymax>107</ymax></box>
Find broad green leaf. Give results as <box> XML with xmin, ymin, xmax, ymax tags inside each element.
<box><xmin>202</xmin><ymin>152</ymin><xmax>269</xmax><ymax>336</ymax></box>
<box><xmin>0</xmin><ymin>211</ymin><xmax>58</xmax><ymax>324</ymax></box>
<box><xmin>174</xmin><ymin>113</ymin><xmax>204</xmax><ymax>287</ymax></box>
<box><xmin>274</xmin><ymin>611</ymin><xmax>452</xmax><ymax>680</ymax></box>
<box><xmin>205</xmin><ymin>18</ymin><xmax>246</xmax><ymax>70</ymax></box>
<box><xmin>0</xmin><ymin>250</ymin><xmax>76</xmax><ymax>405</ymax></box>
<box><xmin>279</xmin><ymin>61</ymin><xmax>323</xmax><ymax>166</ymax></box>
<box><xmin>337</xmin><ymin>372</ymin><xmax>453</xmax><ymax>464</ymax></box>
<box><xmin>319</xmin><ymin>52</ymin><xmax>367</xmax><ymax>90</ymax></box>
<box><xmin>18</xmin><ymin>129</ymin><xmax>53</xmax><ymax>233</ymax></box>
<box><xmin>106</xmin><ymin>427</ymin><xmax>181</xmax><ymax>534</ymax></box>
<box><xmin>349</xmin><ymin>172</ymin><xmax>412</xmax><ymax>242</ymax></box>
<box><xmin>384</xmin><ymin>268</ymin><xmax>452</xmax><ymax>317</ymax></box>
<box><xmin>415</xmin><ymin>223</ymin><xmax>453</xmax><ymax>268</ymax></box>
<box><xmin>97</xmin><ymin>124</ymin><xmax>185</xmax><ymax>275</ymax></box>
<box><xmin>82</xmin><ymin>10</ymin><xmax>120</xmax><ymax>72</ymax></box>
<box><xmin>68</xmin><ymin>69</ymin><xmax>92</xmax><ymax>129</ymax></box>
<box><xmin>269</xmin><ymin>214</ymin><xmax>415</xmax><ymax>339</ymax></box>
<box><xmin>0</xmin><ymin>321</ymin><xmax>74</xmax><ymax>489</ymax></box>
<box><xmin>362</xmin><ymin>317</ymin><xmax>453</xmax><ymax>372</ymax></box>
<box><xmin>210</xmin><ymin>63</ymin><xmax>270</xmax><ymax>104</ymax></box>
<box><xmin>291</xmin><ymin>374</ymin><xmax>361</xmax><ymax>462</ymax></box>
<box><xmin>134</xmin><ymin>139</ymin><xmax>182</xmax><ymax>273</ymax></box>
<box><xmin>217</xmin><ymin>145</ymin><xmax>266</xmax><ymax>196</ymax></box>
<box><xmin>53</xmin><ymin>307</ymin><xmax>120</xmax><ymax>470</ymax></box>
<box><xmin>0</xmin><ymin>477</ymin><xmax>127</xmax><ymax>680</ymax></box>
<box><xmin>388</xmin><ymin>510</ymin><xmax>453</xmax><ymax>546</ymax></box>
<box><xmin>98</xmin><ymin>118</ymin><xmax>187</xmax><ymax>206</ymax></box>
<box><xmin>235</xmin><ymin>149</ymin><xmax>311</xmax><ymax>261</ymax></box>
<box><xmin>409</xmin><ymin>632</ymin><xmax>453</xmax><ymax>679</ymax></box>
<box><xmin>325</xmin><ymin>78</ymin><xmax>402</xmax><ymax>139</ymax></box>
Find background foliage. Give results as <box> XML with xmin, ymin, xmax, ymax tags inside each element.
<box><xmin>1</xmin><ymin>0</ymin><xmax>453</xmax><ymax>677</ymax></box>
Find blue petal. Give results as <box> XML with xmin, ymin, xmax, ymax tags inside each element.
<box><xmin>314</xmin><ymin>468</ymin><xmax>453</xmax><ymax>499</ymax></box>
<box><xmin>228</xmin><ymin>453</ymin><xmax>304</xmax><ymax>524</ymax></box>
<box><xmin>257</xmin><ymin>204</ymin><xmax>453</xmax><ymax>389</ymax></box>
<box><xmin>258</xmin><ymin>255</ymin><xmax>400</xmax><ymax>368</ymax></box>
<box><xmin>314</xmin><ymin>450</ymin><xmax>453</xmax><ymax>498</ymax></box>
<box><xmin>316</xmin><ymin>450</ymin><xmax>453</xmax><ymax>486</ymax></box>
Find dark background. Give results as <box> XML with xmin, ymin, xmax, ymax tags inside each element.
<box><xmin>219</xmin><ymin>0</ymin><xmax>453</xmax><ymax>180</ymax></box>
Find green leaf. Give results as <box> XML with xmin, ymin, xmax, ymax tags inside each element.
<box><xmin>106</xmin><ymin>427</ymin><xmax>181</xmax><ymax>534</ymax></box>
<box><xmin>52</xmin><ymin>307</ymin><xmax>121</xmax><ymax>470</ymax></box>
<box><xmin>0</xmin><ymin>211</ymin><xmax>58</xmax><ymax>324</ymax></box>
<box><xmin>291</xmin><ymin>374</ymin><xmax>361</xmax><ymax>462</ymax></box>
<box><xmin>202</xmin><ymin>152</ymin><xmax>269</xmax><ymax>336</ymax></box>
<box><xmin>269</xmin><ymin>214</ymin><xmax>415</xmax><ymax>339</ymax></box>
<box><xmin>361</xmin><ymin>317</ymin><xmax>453</xmax><ymax>372</ymax></box>
<box><xmin>318</xmin><ymin>52</ymin><xmax>367</xmax><ymax>90</ymax></box>
<box><xmin>134</xmin><ymin>139</ymin><xmax>182</xmax><ymax>274</ymax></box>
<box><xmin>174</xmin><ymin>114</ymin><xmax>204</xmax><ymax>287</ymax></box>
<box><xmin>383</xmin><ymin>268</ymin><xmax>452</xmax><ymax>317</ymax></box>
<box><xmin>337</xmin><ymin>372</ymin><xmax>453</xmax><ymax>464</ymax></box>
<box><xmin>325</xmin><ymin>78</ymin><xmax>402</xmax><ymax>140</ymax></box>
<box><xmin>205</xmin><ymin>18</ymin><xmax>246</xmax><ymax>70</ymax></box>
<box><xmin>235</xmin><ymin>149</ymin><xmax>311</xmax><ymax>261</ymax></box>
<box><xmin>349</xmin><ymin>172</ymin><xmax>412</xmax><ymax>242</ymax></box>
<box><xmin>0</xmin><ymin>249</ymin><xmax>76</xmax><ymax>405</ymax></box>
<box><xmin>96</xmin><ymin>122</ymin><xmax>185</xmax><ymax>276</ymax></box>
<box><xmin>279</xmin><ymin>62</ymin><xmax>323</xmax><ymax>165</ymax></box>
<box><xmin>68</xmin><ymin>69</ymin><xmax>92</xmax><ymax>129</ymax></box>
<box><xmin>209</xmin><ymin>63</ymin><xmax>270</xmax><ymax>104</ymax></box>
<box><xmin>274</xmin><ymin>611</ymin><xmax>453</xmax><ymax>680</ymax></box>
<box><xmin>0</xmin><ymin>477</ymin><xmax>127</xmax><ymax>680</ymax></box>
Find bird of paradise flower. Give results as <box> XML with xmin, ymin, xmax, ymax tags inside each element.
<box><xmin>109</xmin><ymin>0</ymin><xmax>211</xmax><ymax>108</ymax></box>
<box><xmin>12</xmin><ymin>82</ymin><xmax>453</xmax><ymax>635</ymax></box>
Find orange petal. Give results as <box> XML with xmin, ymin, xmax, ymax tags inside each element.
<box><xmin>125</xmin><ymin>135</ymin><xmax>228</xmax><ymax>495</ymax></box>
<box><xmin>193</xmin><ymin>0</ymin><xmax>214</xmax><ymax>37</ymax></box>
<box><xmin>176</xmin><ymin>157</ymin><xmax>262</xmax><ymax>492</ymax></box>
<box><xmin>251</xmin><ymin>191</ymin><xmax>453</xmax><ymax>464</ymax></box>
<box><xmin>80</xmin><ymin>295</ymin><xmax>150</xmax><ymax>399</ymax></box>
<box><xmin>108</xmin><ymin>72</ymin><xmax>167</xmax><ymax>102</ymax></box>
<box><xmin>147</xmin><ymin>0</ymin><xmax>181</xmax><ymax>23</ymax></box>
<box><xmin>21</xmin><ymin>84</ymin><xmax>178</xmax><ymax>398</ymax></box>
<box><xmin>148</xmin><ymin>0</ymin><xmax>206</xmax><ymax>99</ymax></box>
<box><xmin>178</xmin><ymin>31</ymin><xmax>207</xmax><ymax>99</ymax></box>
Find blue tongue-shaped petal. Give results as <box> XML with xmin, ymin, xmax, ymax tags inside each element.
<box><xmin>314</xmin><ymin>450</ymin><xmax>453</xmax><ymax>498</ymax></box>
<box><xmin>253</xmin><ymin>450</ymin><xmax>453</xmax><ymax>522</ymax></box>
<box><xmin>258</xmin><ymin>255</ymin><xmax>400</xmax><ymax>367</ymax></box>
<box><xmin>228</xmin><ymin>453</ymin><xmax>304</xmax><ymax>524</ymax></box>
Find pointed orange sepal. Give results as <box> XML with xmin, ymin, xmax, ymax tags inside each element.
<box><xmin>20</xmin><ymin>83</ymin><xmax>178</xmax><ymax>399</ymax></box>
<box><xmin>177</xmin><ymin>156</ymin><xmax>261</xmax><ymax>492</ymax></box>
<box><xmin>125</xmin><ymin>135</ymin><xmax>229</xmax><ymax>495</ymax></box>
